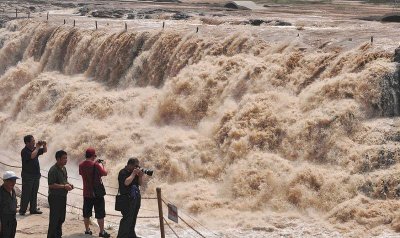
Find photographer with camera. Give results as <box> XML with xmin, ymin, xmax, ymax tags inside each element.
<box><xmin>78</xmin><ymin>148</ymin><xmax>110</xmax><ymax>238</ymax></box>
<box><xmin>19</xmin><ymin>135</ymin><xmax>47</xmax><ymax>215</ymax></box>
<box><xmin>117</xmin><ymin>157</ymin><xmax>151</xmax><ymax>238</ymax></box>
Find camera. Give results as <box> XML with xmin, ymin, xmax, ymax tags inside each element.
<box><xmin>140</xmin><ymin>168</ymin><xmax>153</xmax><ymax>176</ymax></box>
<box><xmin>97</xmin><ymin>159</ymin><xmax>104</xmax><ymax>164</ymax></box>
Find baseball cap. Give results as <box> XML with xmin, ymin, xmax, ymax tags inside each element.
<box><xmin>85</xmin><ymin>147</ymin><xmax>96</xmax><ymax>158</ymax></box>
<box><xmin>3</xmin><ymin>171</ymin><xmax>19</xmax><ymax>180</ymax></box>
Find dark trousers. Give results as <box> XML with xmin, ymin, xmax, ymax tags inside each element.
<box><xmin>47</xmin><ymin>194</ymin><xmax>66</xmax><ymax>238</ymax></box>
<box><xmin>20</xmin><ymin>177</ymin><xmax>40</xmax><ymax>213</ymax></box>
<box><xmin>0</xmin><ymin>214</ymin><xmax>17</xmax><ymax>238</ymax></box>
<box><xmin>117</xmin><ymin>195</ymin><xmax>141</xmax><ymax>238</ymax></box>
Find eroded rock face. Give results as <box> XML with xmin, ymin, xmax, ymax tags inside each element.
<box><xmin>0</xmin><ymin>16</ymin><xmax>12</xmax><ymax>28</ymax></box>
<box><xmin>380</xmin><ymin>71</ymin><xmax>400</xmax><ymax>117</ymax></box>
<box><xmin>394</xmin><ymin>47</ymin><xmax>400</xmax><ymax>63</ymax></box>
<box><xmin>78</xmin><ymin>6</ymin><xmax>90</xmax><ymax>16</ymax></box>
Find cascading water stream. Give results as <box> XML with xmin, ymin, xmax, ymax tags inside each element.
<box><xmin>0</xmin><ymin>19</ymin><xmax>400</xmax><ymax>236</ymax></box>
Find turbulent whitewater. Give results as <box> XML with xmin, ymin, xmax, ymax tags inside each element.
<box><xmin>0</xmin><ymin>19</ymin><xmax>400</xmax><ymax>237</ymax></box>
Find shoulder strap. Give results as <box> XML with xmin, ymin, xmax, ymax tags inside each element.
<box><xmin>93</xmin><ymin>163</ymin><xmax>103</xmax><ymax>185</ymax></box>
<box><xmin>92</xmin><ymin>163</ymin><xmax>97</xmax><ymax>183</ymax></box>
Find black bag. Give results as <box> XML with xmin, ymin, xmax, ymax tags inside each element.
<box><xmin>93</xmin><ymin>164</ymin><xmax>106</xmax><ymax>198</ymax></box>
<box><xmin>115</xmin><ymin>194</ymin><xmax>129</xmax><ymax>211</ymax></box>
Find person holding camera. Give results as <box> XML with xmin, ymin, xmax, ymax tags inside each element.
<box><xmin>78</xmin><ymin>147</ymin><xmax>110</xmax><ymax>238</ymax></box>
<box><xmin>19</xmin><ymin>135</ymin><xmax>47</xmax><ymax>215</ymax></box>
<box><xmin>47</xmin><ymin>150</ymin><xmax>74</xmax><ymax>238</ymax></box>
<box><xmin>0</xmin><ymin>171</ymin><xmax>19</xmax><ymax>238</ymax></box>
<box><xmin>117</xmin><ymin>158</ymin><xmax>144</xmax><ymax>238</ymax></box>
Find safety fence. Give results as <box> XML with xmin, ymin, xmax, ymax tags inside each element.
<box><xmin>1</xmin><ymin>9</ymin><xmax>202</xmax><ymax>34</ymax></box>
<box><xmin>0</xmin><ymin>153</ymin><xmax>220</xmax><ymax>238</ymax></box>
<box><xmin>1</xmin><ymin>8</ymin><xmax>384</xmax><ymax>44</ymax></box>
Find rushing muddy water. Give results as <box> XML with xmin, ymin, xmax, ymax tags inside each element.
<box><xmin>0</xmin><ymin>6</ymin><xmax>400</xmax><ymax>236</ymax></box>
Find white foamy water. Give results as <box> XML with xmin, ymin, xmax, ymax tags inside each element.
<box><xmin>0</xmin><ymin>18</ymin><xmax>399</xmax><ymax>237</ymax></box>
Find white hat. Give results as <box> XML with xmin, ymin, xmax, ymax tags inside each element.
<box><xmin>3</xmin><ymin>171</ymin><xmax>19</xmax><ymax>180</ymax></box>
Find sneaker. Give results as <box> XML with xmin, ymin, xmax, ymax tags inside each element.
<box><xmin>85</xmin><ymin>230</ymin><xmax>93</xmax><ymax>235</ymax></box>
<box><xmin>99</xmin><ymin>231</ymin><xmax>110</xmax><ymax>238</ymax></box>
<box><xmin>30</xmin><ymin>210</ymin><xmax>43</xmax><ymax>214</ymax></box>
<box><xmin>18</xmin><ymin>212</ymin><xmax>26</xmax><ymax>216</ymax></box>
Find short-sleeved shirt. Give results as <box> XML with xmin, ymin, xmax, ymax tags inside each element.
<box><xmin>0</xmin><ymin>185</ymin><xmax>17</xmax><ymax>216</ymax></box>
<box><xmin>21</xmin><ymin>146</ymin><xmax>44</xmax><ymax>179</ymax></box>
<box><xmin>118</xmin><ymin>167</ymin><xmax>139</xmax><ymax>196</ymax></box>
<box><xmin>48</xmin><ymin>164</ymin><xmax>69</xmax><ymax>197</ymax></box>
<box><xmin>79</xmin><ymin>160</ymin><xmax>107</xmax><ymax>198</ymax></box>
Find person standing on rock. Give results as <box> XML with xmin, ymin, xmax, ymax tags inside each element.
<box><xmin>47</xmin><ymin>150</ymin><xmax>74</xmax><ymax>238</ymax></box>
<box><xmin>19</xmin><ymin>135</ymin><xmax>47</xmax><ymax>215</ymax></box>
<box><xmin>0</xmin><ymin>171</ymin><xmax>19</xmax><ymax>238</ymax></box>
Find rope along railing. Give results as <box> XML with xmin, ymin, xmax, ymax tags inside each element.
<box><xmin>0</xmin><ymin>152</ymin><xmax>119</xmax><ymax>190</ymax></box>
<box><xmin>0</xmin><ymin>157</ymin><xmax>218</xmax><ymax>237</ymax></box>
<box><xmin>0</xmin><ymin>156</ymin><xmax>156</xmax><ymax>199</ymax></box>
<box><xmin>164</xmin><ymin>217</ymin><xmax>180</xmax><ymax>238</ymax></box>
<box><xmin>155</xmin><ymin>188</ymin><xmax>221</xmax><ymax>238</ymax></box>
<box><xmin>0</xmin><ymin>174</ymin><xmax>159</xmax><ymax>220</ymax></box>
<box><xmin>161</xmin><ymin>199</ymin><xmax>206</xmax><ymax>238</ymax></box>
<box><xmin>162</xmin><ymin>195</ymin><xmax>220</xmax><ymax>237</ymax></box>
<box><xmin>0</xmin><ymin>11</ymin><xmax>382</xmax><ymax>45</ymax></box>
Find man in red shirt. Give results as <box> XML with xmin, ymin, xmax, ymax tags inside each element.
<box><xmin>78</xmin><ymin>148</ymin><xmax>110</xmax><ymax>238</ymax></box>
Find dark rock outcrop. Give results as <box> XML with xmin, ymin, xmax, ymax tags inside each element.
<box><xmin>51</xmin><ymin>2</ymin><xmax>76</xmax><ymax>8</ymax></box>
<box><xmin>78</xmin><ymin>6</ymin><xmax>90</xmax><ymax>16</ymax></box>
<box><xmin>172</xmin><ymin>12</ymin><xmax>190</xmax><ymax>20</ymax></box>
<box><xmin>381</xmin><ymin>14</ymin><xmax>400</xmax><ymax>22</ymax></box>
<box><xmin>395</xmin><ymin>47</ymin><xmax>400</xmax><ymax>63</ymax></box>
<box><xmin>91</xmin><ymin>9</ymin><xmax>128</xmax><ymax>18</ymax></box>
<box><xmin>154</xmin><ymin>0</ymin><xmax>181</xmax><ymax>2</ymax></box>
<box><xmin>247</xmin><ymin>19</ymin><xmax>291</xmax><ymax>26</ymax></box>
<box><xmin>380</xmin><ymin>71</ymin><xmax>400</xmax><ymax>117</ymax></box>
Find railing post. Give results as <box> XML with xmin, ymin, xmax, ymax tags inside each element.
<box><xmin>156</xmin><ymin>188</ymin><xmax>165</xmax><ymax>238</ymax></box>
<box><xmin>95</xmin><ymin>21</ymin><xmax>97</xmax><ymax>30</ymax></box>
<box><xmin>125</xmin><ymin>22</ymin><xmax>127</xmax><ymax>31</ymax></box>
<box><xmin>47</xmin><ymin>12</ymin><xmax>49</xmax><ymax>21</ymax></box>
<box><xmin>15</xmin><ymin>8</ymin><xmax>17</xmax><ymax>18</ymax></box>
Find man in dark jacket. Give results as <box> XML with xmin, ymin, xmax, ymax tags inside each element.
<box><xmin>0</xmin><ymin>171</ymin><xmax>19</xmax><ymax>238</ymax></box>
<box><xmin>20</xmin><ymin>135</ymin><xmax>47</xmax><ymax>215</ymax></box>
<box><xmin>117</xmin><ymin>158</ymin><xmax>143</xmax><ymax>238</ymax></box>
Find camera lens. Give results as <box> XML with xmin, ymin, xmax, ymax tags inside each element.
<box><xmin>140</xmin><ymin>168</ymin><xmax>153</xmax><ymax>176</ymax></box>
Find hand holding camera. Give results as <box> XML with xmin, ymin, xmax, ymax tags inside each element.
<box><xmin>36</xmin><ymin>140</ymin><xmax>46</xmax><ymax>147</ymax></box>
<box><xmin>133</xmin><ymin>167</ymin><xmax>142</xmax><ymax>177</ymax></box>
<box><xmin>133</xmin><ymin>167</ymin><xmax>153</xmax><ymax>177</ymax></box>
<box><xmin>97</xmin><ymin>159</ymin><xmax>106</xmax><ymax>165</ymax></box>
